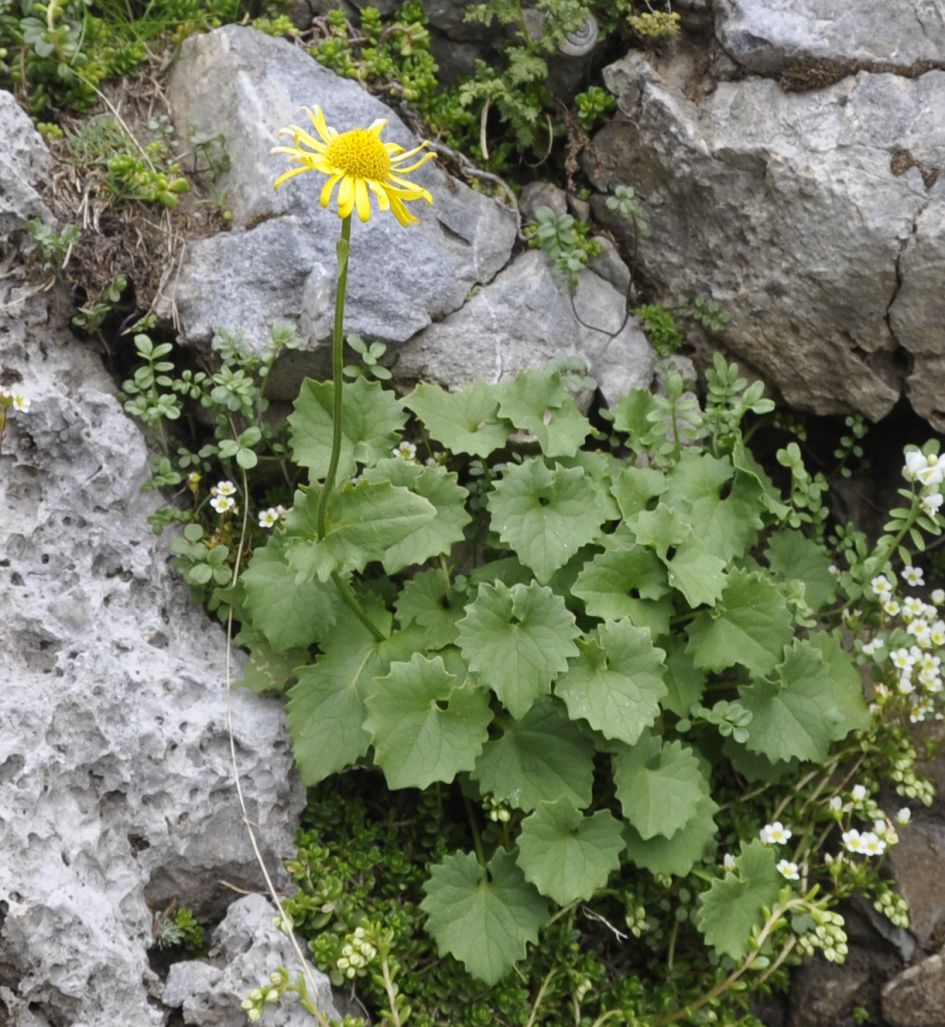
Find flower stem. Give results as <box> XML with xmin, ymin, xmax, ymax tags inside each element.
<box><xmin>331</xmin><ymin>571</ymin><xmax>385</xmax><ymax>643</ymax></box>
<box><xmin>316</xmin><ymin>214</ymin><xmax>352</xmax><ymax>539</ymax></box>
<box><xmin>313</xmin><ymin>215</ymin><xmax>385</xmax><ymax>644</ymax></box>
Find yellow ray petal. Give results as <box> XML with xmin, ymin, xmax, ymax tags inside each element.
<box><xmin>337</xmin><ymin>174</ymin><xmax>355</xmax><ymax>219</ymax></box>
<box><xmin>354</xmin><ymin>178</ymin><xmax>372</xmax><ymax>222</ymax></box>
<box><xmin>274</xmin><ymin>165</ymin><xmax>313</xmax><ymax>189</ymax></box>
<box><xmin>320</xmin><ymin>170</ymin><xmax>344</xmax><ymax>209</ymax></box>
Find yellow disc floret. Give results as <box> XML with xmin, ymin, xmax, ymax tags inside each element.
<box><xmin>272</xmin><ymin>105</ymin><xmax>435</xmax><ymax>227</ymax></box>
<box><xmin>324</xmin><ymin>129</ymin><xmax>392</xmax><ymax>182</ymax></box>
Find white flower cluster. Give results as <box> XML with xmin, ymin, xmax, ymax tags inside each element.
<box><xmin>336</xmin><ymin>926</ymin><xmax>377</xmax><ymax>979</ymax></box>
<box><xmin>209</xmin><ymin>479</ymin><xmax>238</xmax><ymax>515</ymax></box>
<box><xmin>796</xmin><ymin>910</ymin><xmax>848</xmax><ymax>964</ymax></box>
<box><xmin>874</xmin><ymin>887</ymin><xmax>910</xmax><ymax>929</ymax></box>
<box><xmin>841</xmin><ymin>827</ymin><xmax>887</xmax><ymax>856</ymax></box>
<box><xmin>904</xmin><ymin>449</ymin><xmax>945</xmax><ymax>488</ymax></box>
<box><xmin>865</xmin><ymin>570</ymin><xmax>945</xmax><ymax>724</ymax></box>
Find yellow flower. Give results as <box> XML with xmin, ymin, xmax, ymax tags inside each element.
<box><xmin>272</xmin><ymin>105</ymin><xmax>435</xmax><ymax>227</ymax></box>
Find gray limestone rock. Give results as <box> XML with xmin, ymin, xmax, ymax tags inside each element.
<box><xmin>164</xmin><ymin>25</ymin><xmax>516</xmax><ymax>354</ymax></box>
<box><xmin>882</xmin><ymin>950</ymin><xmax>945</xmax><ymax>1027</ymax></box>
<box><xmin>0</xmin><ymin>92</ymin><xmax>52</xmax><ymax>239</ymax></box>
<box><xmin>587</xmin><ymin>52</ymin><xmax>945</xmax><ymax>424</ymax></box>
<box><xmin>715</xmin><ymin>0</ymin><xmax>945</xmax><ymax>75</ymax></box>
<box><xmin>391</xmin><ymin>249</ymin><xmax>653</xmax><ymax>403</ymax></box>
<box><xmin>0</xmin><ymin>91</ymin><xmax>304</xmax><ymax>1027</ymax></box>
<box><xmin>887</xmin><ymin>816</ymin><xmax>945</xmax><ymax>951</ymax></box>
<box><xmin>163</xmin><ymin>895</ymin><xmax>338</xmax><ymax>1025</ymax></box>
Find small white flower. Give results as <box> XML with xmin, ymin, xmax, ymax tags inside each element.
<box><xmin>210</xmin><ymin>494</ymin><xmax>236</xmax><ymax>514</ymax></box>
<box><xmin>258</xmin><ymin>506</ymin><xmax>286</xmax><ymax>529</ymax></box>
<box><xmin>883</xmin><ymin>599</ymin><xmax>901</xmax><ymax>617</ymax></box>
<box><xmin>723</xmin><ymin>853</ymin><xmax>737</xmax><ymax>871</ymax></box>
<box><xmin>932</xmin><ymin>588</ymin><xmax>945</xmax><ymax>606</ymax></box>
<box><xmin>760</xmin><ymin>821</ymin><xmax>792</xmax><ymax>845</ymax></box>
<box><xmin>898</xmin><ymin>674</ymin><xmax>915</xmax><ymax>695</ymax></box>
<box><xmin>828</xmin><ymin>564</ymin><xmax>841</xmax><ymax>579</ymax></box>
<box><xmin>903</xmin><ymin>596</ymin><xmax>927</xmax><ymax>618</ymax></box>
<box><xmin>874</xmin><ymin>820</ymin><xmax>899</xmax><ymax>846</ymax></box>
<box><xmin>777</xmin><ymin>859</ymin><xmax>800</xmax><ymax>881</ymax></box>
<box><xmin>870</xmin><ymin>575</ymin><xmax>893</xmax><ymax>597</ymax></box>
<box><xmin>212</xmin><ymin>480</ymin><xmax>237</xmax><ymax>497</ymax></box>
<box><xmin>828</xmin><ymin>795</ymin><xmax>843</xmax><ymax>812</ymax></box>
<box><xmin>910</xmin><ymin>696</ymin><xmax>934</xmax><ymax>722</ymax></box>
<box><xmin>907</xmin><ymin>451</ymin><xmax>945</xmax><ymax>488</ymax></box>
<box><xmin>842</xmin><ymin>828</ymin><xmax>863</xmax><ymax>854</ymax></box>
<box><xmin>908</xmin><ymin>619</ymin><xmax>932</xmax><ymax>643</ymax></box>
<box><xmin>858</xmin><ymin>832</ymin><xmax>887</xmax><ymax>857</ymax></box>
<box><xmin>851</xmin><ymin>784</ymin><xmax>868</xmax><ymax>803</ymax></box>
<box><xmin>930</xmin><ymin>624</ymin><xmax>945</xmax><ymax>647</ymax></box>
<box><xmin>903</xmin><ymin>566</ymin><xmax>926</xmax><ymax>587</ymax></box>
<box><xmin>896</xmin><ymin>808</ymin><xmax>912</xmax><ymax>826</ymax></box>
<box><xmin>187</xmin><ymin>471</ymin><xmax>202</xmax><ymax>487</ymax></box>
<box><xmin>392</xmin><ymin>441</ymin><xmax>417</xmax><ymax>460</ymax></box>
<box><xmin>904</xmin><ymin>449</ymin><xmax>928</xmax><ymax>481</ymax></box>
<box><xmin>10</xmin><ymin>392</ymin><xmax>30</xmax><ymax>413</ymax></box>
<box><xmin>922</xmin><ymin>493</ymin><xmax>944</xmax><ymax>518</ymax></box>
<box><xmin>861</xmin><ymin>638</ymin><xmax>884</xmax><ymax>657</ymax></box>
<box><xmin>891</xmin><ymin>648</ymin><xmax>916</xmax><ymax>671</ymax></box>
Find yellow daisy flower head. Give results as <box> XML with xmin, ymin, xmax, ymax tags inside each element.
<box><xmin>272</xmin><ymin>105</ymin><xmax>435</xmax><ymax>227</ymax></box>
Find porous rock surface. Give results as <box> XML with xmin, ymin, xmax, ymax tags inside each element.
<box><xmin>0</xmin><ymin>94</ymin><xmax>327</xmax><ymax>1026</ymax></box>
<box><xmin>587</xmin><ymin>11</ymin><xmax>945</xmax><ymax>427</ymax></box>
<box><xmin>163</xmin><ymin>894</ymin><xmax>338</xmax><ymax>1025</ymax></box>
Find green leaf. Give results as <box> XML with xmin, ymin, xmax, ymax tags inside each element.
<box><xmin>395</xmin><ymin>568</ymin><xmax>463</xmax><ymax>650</ymax></box>
<box><xmin>663</xmin><ymin>451</ymin><xmax>733</xmax><ymax>509</ymax></box>
<box><xmin>233</xmin><ymin>625</ymin><xmax>307</xmax><ymax>694</ymax></box>
<box><xmin>285</xmin><ymin>481</ymin><xmax>436</xmax><ymax>582</ymax></box>
<box><xmin>612</xmin><ymin>388</ymin><xmax>657</xmax><ymax>441</ymax></box>
<box><xmin>488</xmin><ymin>459</ymin><xmax>611</xmax><ymax>583</ymax></box>
<box><xmin>731</xmin><ymin>438</ymin><xmax>791</xmax><ymax>520</ymax></box>
<box><xmin>684</xmin><ymin>471</ymin><xmax>767</xmax><ymax>563</ymax></box>
<box><xmin>288</xmin><ymin>377</ymin><xmax>406</xmax><ymax>478</ymax></box>
<box><xmin>626</xmin><ymin>503</ymin><xmax>691</xmax><ymax>560</ymax></box>
<box><xmin>739</xmin><ymin>636</ymin><xmax>868</xmax><ymax>763</ymax></box>
<box><xmin>404</xmin><ymin>380</ymin><xmax>512</xmax><ymax>457</ymax></box>
<box><xmin>517</xmin><ymin>801</ymin><xmax>625</xmax><ymax>905</ymax></box>
<box><xmin>686</xmin><ymin>569</ymin><xmax>794</xmax><ymax>677</ymax></box>
<box><xmin>286</xmin><ymin>602</ymin><xmax>394</xmax><ymax>785</ymax></box>
<box><xmin>610</xmin><ymin>465</ymin><xmax>668</xmax><ymax>519</ymax></box>
<box><xmin>421</xmin><ymin>848</ymin><xmax>549</xmax><ymax>985</ymax></box>
<box><xmin>474</xmin><ymin>698</ymin><xmax>595</xmax><ymax>811</ymax></box>
<box><xmin>457</xmin><ymin>580</ymin><xmax>580</xmax><ymax>718</ymax></box>
<box><xmin>665</xmin><ymin>543</ymin><xmax>728</xmax><ymax>608</ymax></box>
<box><xmin>661</xmin><ymin>637</ymin><xmax>706</xmax><ymax>717</ymax></box>
<box><xmin>555</xmin><ymin>621</ymin><xmax>666</xmax><ymax>745</ymax></box>
<box><xmin>363</xmin><ymin>458</ymin><xmax>471</xmax><ymax>573</ymax></box>
<box><xmin>613</xmin><ymin>733</ymin><xmax>708</xmax><ymax>840</ymax></box>
<box><xmin>242</xmin><ymin>541</ymin><xmax>339</xmax><ymax>652</ymax></box>
<box><xmin>572</xmin><ymin>545</ymin><xmax>670</xmax><ymax>621</ymax></box>
<box><xmin>624</xmin><ymin>795</ymin><xmax>718</xmax><ymax>876</ymax></box>
<box><xmin>809</xmin><ymin>632</ymin><xmax>870</xmax><ymax>733</ymax></box>
<box><xmin>497</xmin><ymin>368</ymin><xmax>591</xmax><ymax>457</ymax></box>
<box><xmin>765</xmin><ymin>529</ymin><xmax>837</xmax><ymax>612</ymax></box>
<box><xmin>696</xmin><ymin>840</ymin><xmax>780</xmax><ymax>960</ymax></box>
<box><xmin>364</xmin><ymin>653</ymin><xmax>493</xmax><ymax>789</ymax></box>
